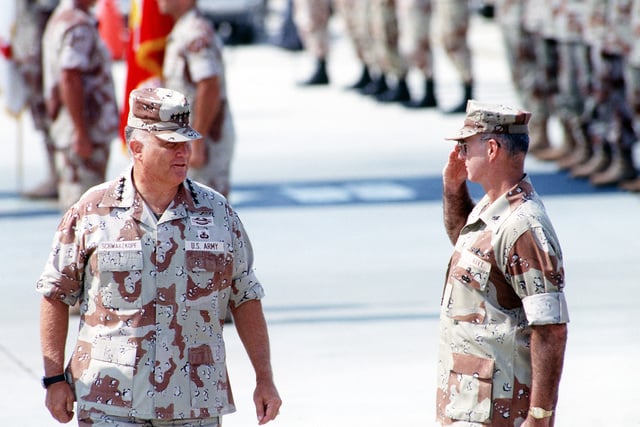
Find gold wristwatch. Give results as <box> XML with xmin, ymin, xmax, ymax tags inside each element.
<box><xmin>529</xmin><ymin>407</ymin><xmax>554</xmax><ymax>419</ymax></box>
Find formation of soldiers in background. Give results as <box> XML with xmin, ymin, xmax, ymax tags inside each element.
<box><xmin>9</xmin><ymin>0</ymin><xmax>640</xmax><ymax>198</ymax></box>
<box><xmin>290</xmin><ymin>0</ymin><xmax>640</xmax><ymax>192</ymax></box>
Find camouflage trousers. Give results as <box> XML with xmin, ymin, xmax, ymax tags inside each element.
<box><xmin>586</xmin><ymin>51</ymin><xmax>636</xmax><ymax>150</ymax></box>
<box><xmin>369</xmin><ymin>0</ymin><xmax>408</xmax><ymax>79</ymax></box>
<box><xmin>54</xmin><ymin>144</ymin><xmax>110</xmax><ymax>211</ymax></box>
<box><xmin>334</xmin><ymin>0</ymin><xmax>373</xmax><ymax>65</ymax></box>
<box><xmin>293</xmin><ymin>0</ymin><xmax>332</xmax><ymax>58</ymax></box>
<box><xmin>397</xmin><ymin>0</ymin><xmax>435</xmax><ymax>77</ymax></box>
<box><xmin>625</xmin><ymin>63</ymin><xmax>640</xmax><ymax>136</ymax></box>
<box><xmin>435</xmin><ymin>0</ymin><xmax>472</xmax><ymax>82</ymax></box>
<box><xmin>78</xmin><ymin>414</ymin><xmax>220</xmax><ymax>427</ymax></box>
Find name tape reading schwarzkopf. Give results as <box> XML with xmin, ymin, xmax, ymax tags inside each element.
<box><xmin>98</xmin><ymin>241</ymin><xmax>143</xmax><ymax>251</ymax></box>
<box><xmin>186</xmin><ymin>240</ymin><xmax>225</xmax><ymax>253</ymax></box>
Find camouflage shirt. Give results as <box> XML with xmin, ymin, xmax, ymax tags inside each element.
<box><xmin>36</xmin><ymin>167</ymin><xmax>264</xmax><ymax>420</ymax></box>
<box><xmin>42</xmin><ymin>0</ymin><xmax>118</xmax><ymax>145</ymax></box>
<box><xmin>163</xmin><ymin>8</ymin><xmax>228</xmax><ymax>114</ymax></box>
<box><xmin>436</xmin><ymin>176</ymin><xmax>569</xmax><ymax>426</ymax></box>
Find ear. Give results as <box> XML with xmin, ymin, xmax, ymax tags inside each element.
<box><xmin>487</xmin><ymin>138</ymin><xmax>500</xmax><ymax>160</ymax></box>
<box><xmin>130</xmin><ymin>138</ymin><xmax>144</xmax><ymax>158</ymax></box>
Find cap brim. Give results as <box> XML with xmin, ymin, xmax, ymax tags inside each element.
<box><xmin>154</xmin><ymin>127</ymin><xmax>202</xmax><ymax>142</ymax></box>
<box><xmin>444</xmin><ymin>127</ymin><xmax>481</xmax><ymax>141</ymax></box>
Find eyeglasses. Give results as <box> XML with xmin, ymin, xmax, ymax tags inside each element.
<box><xmin>457</xmin><ymin>136</ymin><xmax>500</xmax><ymax>156</ymax></box>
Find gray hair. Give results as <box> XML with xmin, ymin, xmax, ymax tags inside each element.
<box><xmin>482</xmin><ymin>133</ymin><xmax>529</xmax><ymax>155</ymax></box>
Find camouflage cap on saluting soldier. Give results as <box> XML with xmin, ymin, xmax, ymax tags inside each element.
<box><xmin>445</xmin><ymin>100</ymin><xmax>531</xmax><ymax>141</ymax></box>
<box><xmin>127</xmin><ymin>87</ymin><xmax>202</xmax><ymax>142</ymax></box>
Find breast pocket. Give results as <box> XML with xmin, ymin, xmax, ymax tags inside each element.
<box><xmin>185</xmin><ymin>240</ymin><xmax>233</xmax><ymax>307</ymax></box>
<box><xmin>450</xmin><ymin>250</ymin><xmax>491</xmax><ymax>291</ymax></box>
<box><xmin>97</xmin><ymin>248</ymin><xmax>144</xmax><ymax>309</ymax></box>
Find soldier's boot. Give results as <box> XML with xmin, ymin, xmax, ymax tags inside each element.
<box><xmin>403</xmin><ymin>78</ymin><xmax>437</xmax><ymax>109</ymax></box>
<box><xmin>571</xmin><ymin>142</ymin><xmax>611</xmax><ymax>178</ymax></box>
<box><xmin>445</xmin><ymin>82</ymin><xmax>473</xmax><ymax>114</ymax></box>
<box><xmin>376</xmin><ymin>77</ymin><xmax>411</xmax><ymax>103</ymax></box>
<box><xmin>361</xmin><ymin>74</ymin><xmax>389</xmax><ymax>96</ymax></box>
<box><xmin>557</xmin><ymin>122</ymin><xmax>592</xmax><ymax>170</ymax></box>
<box><xmin>590</xmin><ymin>147</ymin><xmax>637</xmax><ymax>186</ymax></box>
<box><xmin>299</xmin><ymin>58</ymin><xmax>329</xmax><ymax>86</ymax></box>
<box><xmin>535</xmin><ymin>118</ymin><xmax>577</xmax><ymax>161</ymax></box>
<box><xmin>527</xmin><ymin>116</ymin><xmax>552</xmax><ymax>155</ymax></box>
<box><xmin>348</xmin><ymin>64</ymin><xmax>372</xmax><ymax>90</ymax></box>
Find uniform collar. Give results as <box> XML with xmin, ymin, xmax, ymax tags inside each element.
<box><xmin>97</xmin><ymin>166</ymin><xmax>210</xmax><ymax>224</ymax></box>
<box><xmin>468</xmin><ymin>175</ymin><xmax>536</xmax><ymax>232</ymax></box>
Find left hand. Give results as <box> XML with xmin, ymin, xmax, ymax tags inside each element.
<box><xmin>254</xmin><ymin>379</ymin><xmax>281</xmax><ymax>425</ymax></box>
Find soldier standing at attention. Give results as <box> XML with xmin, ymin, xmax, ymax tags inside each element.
<box><xmin>293</xmin><ymin>0</ymin><xmax>332</xmax><ymax>85</ymax></box>
<box><xmin>12</xmin><ymin>0</ymin><xmax>60</xmax><ymax>199</ymax></box>
<box><xmin>37</xmin><ymin>87</ymin><xmax>282</xmax><ymax>427</ymax></box>
<box><xmin>42</xmin><ymin>0</ymin><xmax>118</xmax><ymax>210</ymax></box>
<box><xmin>437</xmin><ymin>100</ymin><xmax>569</xmax><ymax>426</ymax></box>
<box><xmin>159</xmin><ymin>0</ymin><xmax>236</xmax><ymax>198</ymax></box>
<box><xmin>435</xmin><ymin>0</ymin><xmax>474</xmax><ymax>113</ymax></box>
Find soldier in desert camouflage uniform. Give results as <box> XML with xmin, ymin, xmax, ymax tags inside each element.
<box><xmin>37</xmin><ymin>88</ymin><xmax>282</xmax><ymax>427</ymax></box>
<box><xmin>438</xmin><ymin>100</ymin><xmax>569</xmax><ymax>426</ymax></box>
<box><xmin>571</xmin><ymin>0</ymin><xmax>638</xmax><ymax>186</ymax></box>
<box><xmin>293</xmin><ymin>0</ymin><xmax>332</xmax><ymax>85</ymax></box>
<box><xmin>334</xmin><ymin>0</ymin><xmax>375</xmax><ymax>90</ymax></box>
<box><xmin>435</xmin><ymin>0</ymin><xmax>474</xmax><ymax>113</ymax></box>
<box><xmin>42</xmin><ymin>0</ymin><xmax>118</xmax><ymax>211</ymax></box>
<box><xmin>397</xmin><ymin>0</ymin><xmax>438</xmax><ymax>108</ymax></box>
<box><xmin>618</xmin><ymin>0</ymin><xmax>640</xmax><ymax>191</ymax></box>
<box><xmin>367</xmin><ymin>0</ymin><xmax>412</xmax><ymax>103</ymax></box>
<box><xmin>12</xmin><ymin>0</ymin><xmax>59</xmax><ymax>199</ymax></box>
<box><xmin>159</xmin><ymin>0</ymin><xmax>236</xmax><ymax>198</ymax></box>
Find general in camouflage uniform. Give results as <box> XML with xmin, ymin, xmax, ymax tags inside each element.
<box><xmin>160</xmin><ymin>0</ymin><xmax>235</xmax><ymax>198</ymax></box>
<box><xmin>439</xmin><ymin>100</ymin><xmax>569</xmax><ymax>426</ymax></box>
<box><xmin>42</xmin><ymin>0</ymin><xmax>118</xmax><ymax>211</ymax></box>
<box><xmin>37</xmin><ymin>88</ymin><xmax>281</xmax><ymax>426</ymax></box>
<box><xmin>294</xmin><ymin>0</ymin><xmax>332</xmax><ymax>85</ymax></box>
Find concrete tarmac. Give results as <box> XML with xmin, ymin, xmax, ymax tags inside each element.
<box><xmin>1</xmin><ymin>10</ymin><xmax>639</xmax><ymax>427</ymax></box>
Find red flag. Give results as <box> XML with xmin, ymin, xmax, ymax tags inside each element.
<box><xmin>97</xmin><ymin>0</ymin><xmax>127</xmax><ymax>60</ymax></box>
<box><xmin>119</xmin><ymin>0</ymin><xmax>173</xmax><ymax>145</ymax></box>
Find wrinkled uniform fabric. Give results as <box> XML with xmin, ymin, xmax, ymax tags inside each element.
<box><xmin>12</xmin><ymin>0</ymin><xmax>58</xmax><ymax>131</ymax></box>
<box><xmin>163</xmin><ymin>8</ymin><xmax>235</xmax><ymax>196</ymax></box>
<box><xmin>436</xmin><ymin>177</ymin><xmax>569</xmax><ymax>427</ymax></box>
<box><xmin>369</xmin><ymin>0</ymin><xmax>408</xmax><ymax>79</ymax></box>
<box><xmin>42</xmin><ymin>0</ymin><xmax>118</xmax><ymax>210</ymax></box>
<box><xmin>587</xmin><ymin>0</ymin><xmax>636</xmax><ymax>150</ymax></box>
<box><xmin>334</xmin><ymin>0</ymin><xmax>374</xmax><ymax>67</ymax></box>
<box><xmin>36</xmin><ymin>167</ymin><xmax>265</xmax><ymax>421</ymax></box>
<box><xmin>293</xmin><ymin>0</ymin><xmax>332</xmax><ymax>59</ymax></box>
<box><xmin>626</xmin><ymin>0</ymin><xmax>640</xmax><ymax>135</ymax></box>
<box><xmin>397</xmin><ymin>0</ymin><xmax>434</xmax><ymax>78</ymax></box>
<box><xmin>435</xmin><ymin>0</ymin><xmax>472</xmax><ymax>82</ymax></box>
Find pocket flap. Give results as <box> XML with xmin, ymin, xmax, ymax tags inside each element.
<box><xmin>451</xmin><ymin>353</ymin><xmax>494</xmax><ymax>379</ymax></box>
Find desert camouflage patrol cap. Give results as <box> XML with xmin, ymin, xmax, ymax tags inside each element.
<box><xmin>445</xmin><ymin>100</ymin><xmax>531</xmax><ymax>141</ymax></box>
<box><xmin>127</xmin><ymin>87</ymin><xmax>202</xmax><ymax>142</ymax></box>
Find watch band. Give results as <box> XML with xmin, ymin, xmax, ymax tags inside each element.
<box><xmin>41</xmin><ymin>373</ymin><xmax>67</xmax><ymax>389</ymax></box>
<box><xmin>529</xmin><ymin>407</ymin><xmax>554</xmax><ymax>419</ymax></box>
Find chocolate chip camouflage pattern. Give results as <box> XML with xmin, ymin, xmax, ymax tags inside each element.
<box><xmin>36</xmin><ymin>169</ymin><xmax>264</xmax><ymax>420</ymax></box>
<box><xmin>436</xmin><ymin>177</ymin><xmax>569</xmax><ymax>426</ymax></box>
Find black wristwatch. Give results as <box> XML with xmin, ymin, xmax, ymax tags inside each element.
<box><xmin>41</xmin><ymin>373</ymin><xmax>67</xmax><ymax>389</ymax></box>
